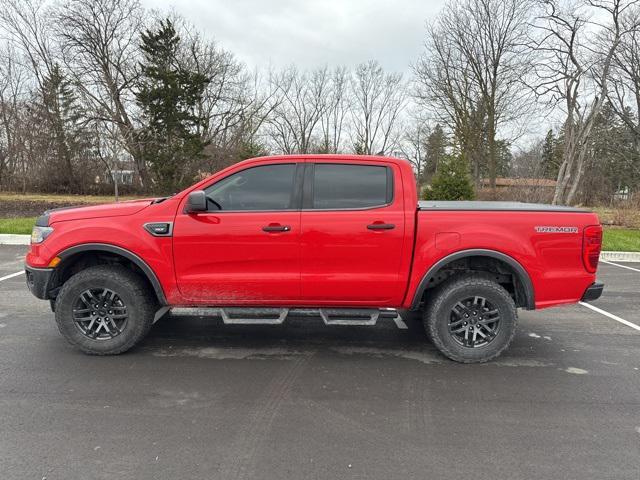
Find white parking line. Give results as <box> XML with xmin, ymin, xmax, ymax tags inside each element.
<box><xmin>580</xmin><ymin>302</ymin><xmax>640</xmax><ymax>332</ymax></box>
<box><xmin>0</xmin><ymin>270</ymin><xmax>24</xmax><ymax>282</ymax></box>
<box><xmin>600</xmin><ymin>260</ymin><xmax>640</xmax><ymax>273</ymax></box>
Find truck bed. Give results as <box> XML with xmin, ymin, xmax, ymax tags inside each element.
<box><xmin>411</xmin><ymin>202</ymin><xmax>600</xmax><ymax>310</ymax></box>
<box><xmin>418</xmin><ymin>201</ymin><xmax>590</xmax><ymax>212</ymax></box>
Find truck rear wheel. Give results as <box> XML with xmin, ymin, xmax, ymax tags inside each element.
<box><xmin>424</xmin><ymin>274</ymin><xmax>517</xmax><ymax>363</ymax></box>
<box><xmin>54</xmin><ymin>265</ymin><xmax>156</xmax><ymax>355</ymax></box>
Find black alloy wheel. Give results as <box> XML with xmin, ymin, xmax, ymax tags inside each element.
<box><xmin>448</xmin><ymin>296</ymin><xmax>501</xmax><ymax>348</ymax></box>
<box><xmin>72</xmin><ymin>288</ymin><xmax>128</xmax><ymax>340</ymax></box>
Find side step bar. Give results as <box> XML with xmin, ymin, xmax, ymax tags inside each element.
<box><xmin>169</xmin><ymin>307</ymin><xmax>398</xmax><ymax>326</ymax></box>
<box><xmin>219</xmin><ymin>308</ymin><xmax>289</xmax><ymax>325</ymax></box>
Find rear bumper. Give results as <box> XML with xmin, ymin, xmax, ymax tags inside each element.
<box><xmin>25</xmin><ymin>265</ymin><xmax>55</xmax><ymax>300</ymax></box>
<box><xmin>581</xmin><ymin>281</ymin><xmax>604</xmax><ymax>302</ymax></box>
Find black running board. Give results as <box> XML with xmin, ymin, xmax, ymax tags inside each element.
<box><xmin>168</xmin><ymin>307</ymin><xmax>399</xmax><ymax>326</ymax></box>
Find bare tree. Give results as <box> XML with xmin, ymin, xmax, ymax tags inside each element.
<box><xmin>534</xmin><ymin>0</ymin><xmax>640</xmax><ymax>204</ymax></box>
<box><xmin>174</xmin><ymin>23</ymin><xmax>247</xmax><ymax>145</ymax></box>
<box><xmin>0</xmin><ymin>0</ymin><xmax>56</xmax><ymax>90</ymax></box>
<box><xmin>200</xmin><ymin>69</ymin><xmax>281</xmax><ymax>172</ymax></box>
<box><xmin>318</xmin><ymin>66</ymin><xmax>350</xmax><ymax>153</ymax></box>
<box><xmin>608</xmin><ymin>9</ymin><xmax>640</xmax><ymax>151</ymax></box>
<box><xmin>267</xmin><ymin>66</ymin><xmax>331</xmax><ymax>154</ymax></box>
<box><xmin>350</xmin><ymin>60</ymin><xmax>406</xmax><ymax>155</ymax></box>
<box><xmin>0</xmin><ymin>46</ymin><xmax>26</xmax><ymax>190</ymax></box>
<box><xmin>54</xmin><ymin>0</ymin><xmax>148</xmax><ymax>186</ymax></box>
<box><xmin>0</xmin><ymin>0</ymin><xmax>57</xmax><ymax>184</ymax></box>
<box><xmin>0</xmin><ymin>0</ymin><xmax>95</xmax><ymax>192</ymax></box>
<box><xmin>0</xmin><ymin>43</ymin><xmax>46</xmax><ymax>193</ymax></box>
<box><xmin>414</xmin><ymin>0</ymin><xmax>534</xmax><ymax>188</ymax></box>
<box><xmin>414</xmin><ymin>21</ymin><xmax>486</xmax><ymax>185</ymax></box>
<box><xmin>397</xmin><ymin>111</ymin><xmax>432</xmax><ymax>187</ymax></box>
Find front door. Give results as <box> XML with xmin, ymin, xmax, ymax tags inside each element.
<box><xmin>173</xmin><ymin>162</ymin><xmax>302</xmax><ymax>303</ymax></box>
<box><xmin>300</xmin><ymin>161</ymin><xmax>407</xmax><ymax>305</ymax></box>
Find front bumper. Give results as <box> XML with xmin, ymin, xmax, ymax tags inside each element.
<box><xmin>581</xmin><ymin>281</ymin><xmax>604</xmax><ymax>302</ymax></box>
<box><xmin>25</xmin><ymin>265</ymin><xmax>55</xmax><ymax>300</ymax></box>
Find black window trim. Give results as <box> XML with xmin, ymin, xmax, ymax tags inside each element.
<box><xmin>302</xmin><ymin>162</ymin><xmax>395</xmax><ymax>212</ymax></box>
<box><xmin>199</xmin><ymin>162</ymin><xmax>304</xmax><ymax>213</ymax></box>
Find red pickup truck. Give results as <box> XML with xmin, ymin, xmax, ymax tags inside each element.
<box><xmin>25</xmin><ymin>155</ymin><xmax>604</xmax><ymax>362</ymax></box>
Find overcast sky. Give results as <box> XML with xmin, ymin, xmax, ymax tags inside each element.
<box><xmin>141</xmin><ymin>0</ymin><xmax>446</xmax><ymax>74</ymax></box>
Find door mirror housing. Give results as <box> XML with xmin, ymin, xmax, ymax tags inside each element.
<box><xmin>185</xmin><ymin>190</ymin><xmax>207</xmax><ymax>213</ymax></box>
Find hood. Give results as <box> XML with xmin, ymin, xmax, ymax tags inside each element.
<box><xmin>43</xmin><ymin>199</ymin><xmax>154</xmax><ymax>224</ymax></box>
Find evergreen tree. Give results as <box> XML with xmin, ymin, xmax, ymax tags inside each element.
<box><xmin>541</xmin><ymin>130</ymin><xmax>560</xmax><ymax>179</ymax></box>
<box><xmin>582</xmin><ymin>102</ymin><xmax>639</xmax><ymax>204</ymax></box>
<box><xmin>352</xmin><ymin>136</ymin><xmax>367</xmax><ymax>156</ymax></box>
<box><xmin>495</xmin><ymin>139</ymin><xmax>512</xmax><ymax>177</ymax></box>
<box><xmin>35</xmin><ymin>63</ymin><xmax>90</xmax><ymax>192</ymax></box>
<box><xmin>136</xmin><ymin>19</ymin><xmax>210</xmax><ymax>192</ymax></box>
<box><xmin>424</xmin><ymin>123</ymin><xmax>446</xmax><ymax>182</ymax></box>
<box><xmin>423</xmin><ymin>154</ymin><xmax>474</xmax><ymax>201</ymax></box>
<box><xmin>236</xmin><ymin>139</ymin><xmax>267</xmax><ymax>160</ymax></box>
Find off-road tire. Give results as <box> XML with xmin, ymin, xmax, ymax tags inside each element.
<box><xmin>423</xmin><ymin>274</ymin><xmax>517</xmax><ymax>363</ymax></box>
<box><xmin>54</xmin><ymin>265</ymin><xmax>156</xmax><ymax>355</ymax></box>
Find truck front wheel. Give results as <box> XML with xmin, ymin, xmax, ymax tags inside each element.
<box><xmin>54</xmin><ymin>265</ymin><xmax>156</xmax><ymax>355</ymax></box>
<box><xmin>424</xmin><ymin>275</ymin><xmax>517</xmax><ymax>363</ymax></box>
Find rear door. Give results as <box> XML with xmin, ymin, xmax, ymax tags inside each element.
<box><xmin>173</xmin><ymin>162</ymin><xmax>303</xmax><ymax>303</ymax></box>
<box><xmin>300</xmin><ymin>161</ymin><xmax>407</xmax><ymax>305</ymax></box>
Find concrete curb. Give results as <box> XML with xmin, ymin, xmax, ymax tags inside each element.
<box><xmin>0</xmin><ymin>234</ymin><xmax>30</xmax><ymax>245</ymax></box>
<box><xmin>1</xmin><ymin>233</ymin><xmax>640</xmax><ymax>262</ymax></box>
<box><xmin>599</xmin><ymin>251</ymin><xmax>640</xmax><ymax>263</ymax></box>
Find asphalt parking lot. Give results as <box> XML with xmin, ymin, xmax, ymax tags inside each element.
<box><xmin>0</xmin><ymin>245</ymin><xmax>639</xmax><ymax>480</ymax></box>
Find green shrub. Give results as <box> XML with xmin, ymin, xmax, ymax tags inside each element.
<box><xmin>422</xmin><ymin>155</ymin><xmax>474</xmax><ymax>201</ymax></box>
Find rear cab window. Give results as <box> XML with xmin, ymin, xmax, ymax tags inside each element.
<box><xmin>308</xmin><ymin>164</ymin><xmax>393</xmax><ymax>210</ymax></box>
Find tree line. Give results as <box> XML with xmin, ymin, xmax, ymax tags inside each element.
<box><xmin>0</xmin><ymin>0</ymin><xmax>639</xmax><ymax>205</ymax></box>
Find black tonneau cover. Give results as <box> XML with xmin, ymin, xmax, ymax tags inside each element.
<box><xmin>417</xmin><ymin>201</ymin><xmax>590</xmax><ymax>212</ymax></box>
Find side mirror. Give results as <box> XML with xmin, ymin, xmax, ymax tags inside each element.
<box><xmin>185</xmin><ymin>190</ymin><xmax>207</xmax><ymax>213</ymax></box>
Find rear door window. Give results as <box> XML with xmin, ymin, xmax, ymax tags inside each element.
<box><xmin>311</xmin><ymin>164</ymin><xmax>391</xmax><ymax>209</ymax></box>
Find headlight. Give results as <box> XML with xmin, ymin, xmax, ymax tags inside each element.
<box><xmin>31</xmin><ymin>226</ymin><xmax>54</xmax><ymax>244</ymax></box>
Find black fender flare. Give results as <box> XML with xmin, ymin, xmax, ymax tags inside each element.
<box><xmin>410</xmin><ymin>249</ymin><xmax>535</xmax><ymax>310</ymax></box>
<box><xmin>56</xmin><ymin>243</ymin><xmax>167</xmax><ymax>305</ymax></box>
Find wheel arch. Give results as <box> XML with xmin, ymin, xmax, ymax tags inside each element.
<box><xmin>411</xmin><ymin>249</ymin><xmax>535</xmax><ymax>311</ymax></box>
<box><xmin>54</xmin><ymin>243</ymin><xmax>167</xmax><ymax>305</ymax></box>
